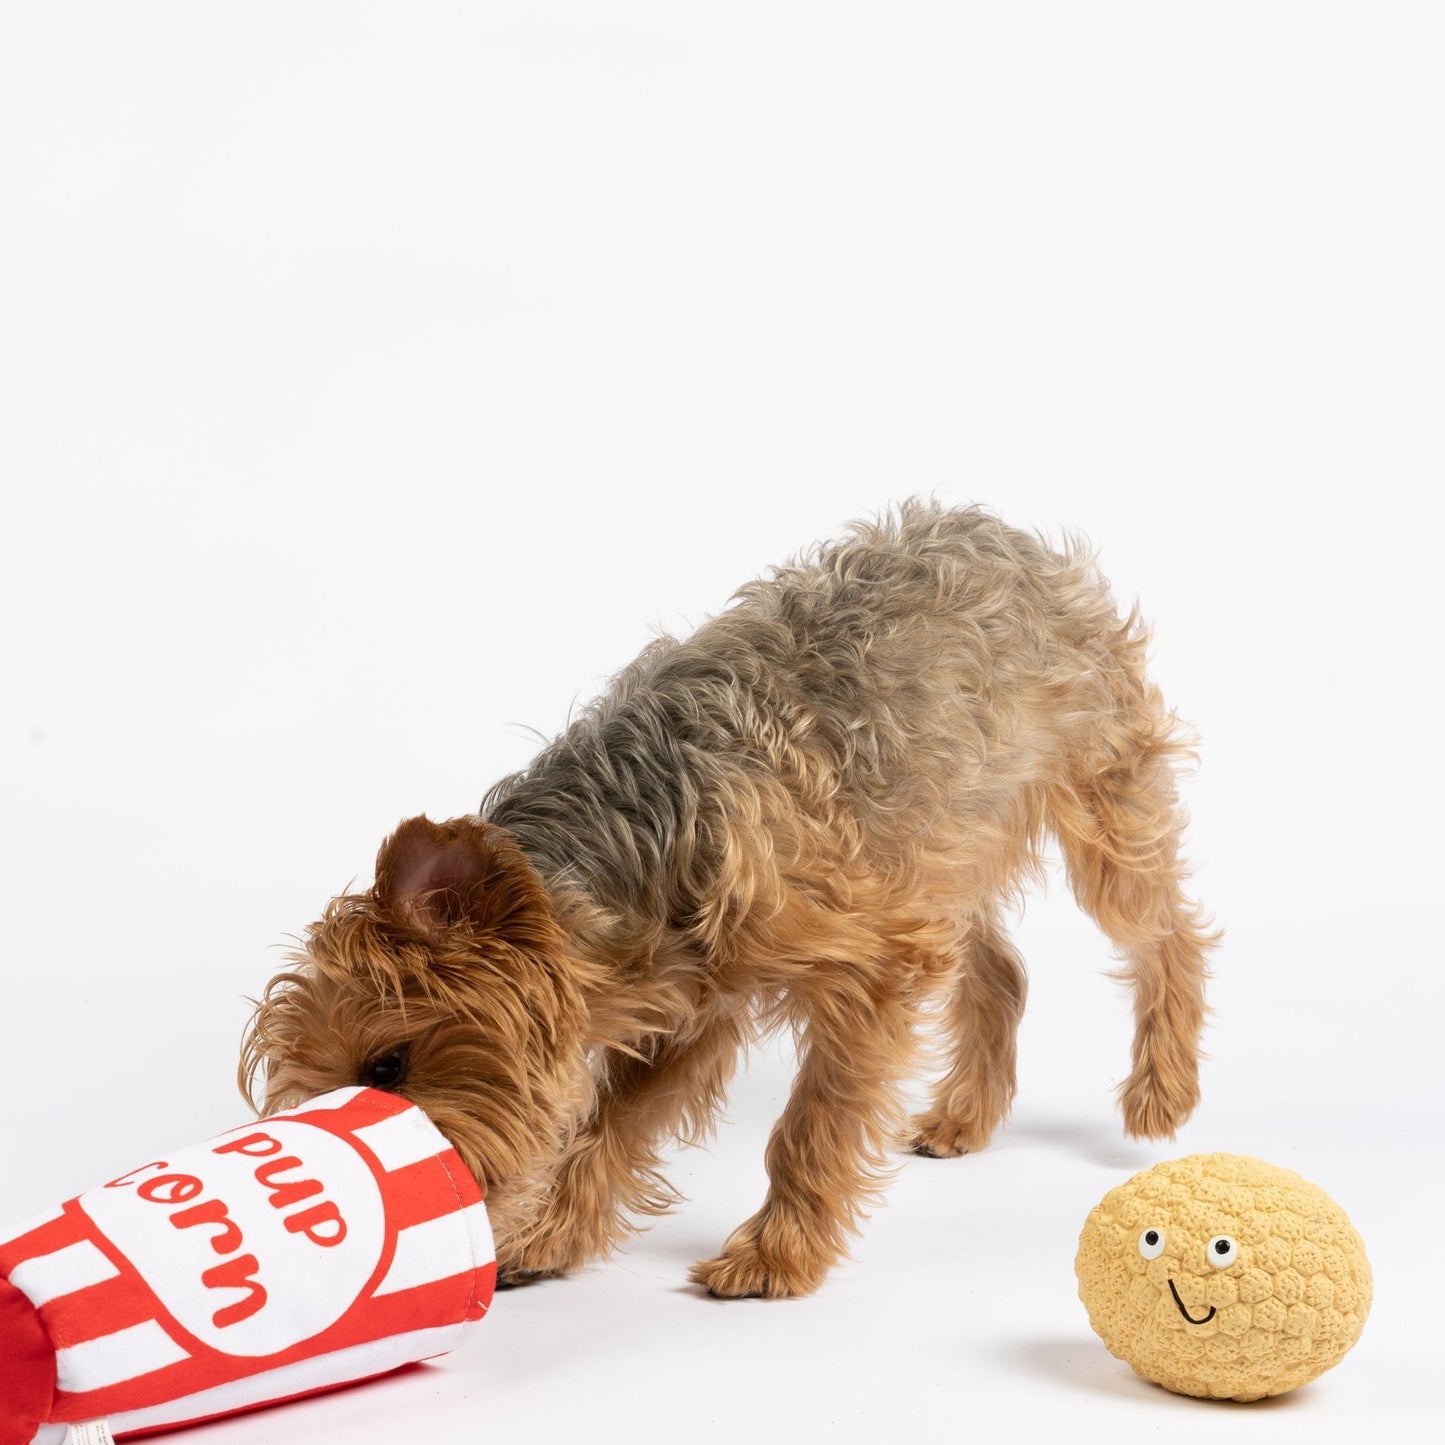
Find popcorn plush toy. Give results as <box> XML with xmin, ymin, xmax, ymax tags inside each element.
<box><xmin>0</xmin><ymin>1088</ymin><xmax>495</xmax><ymax>1444</ymax></box>
<box><xmin>1075</xmin><ymin>1153</ymin><xmax>1370</xmax><ymax>1401</ymax></box>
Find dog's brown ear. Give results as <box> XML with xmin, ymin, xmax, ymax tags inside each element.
<box><xmin>375</xmin><ymin>816</ymin><xmax>488</xmax><ymax>939</ymax></box>
<box><xmin>374</xmin><ymin>815</ymin><xmax>555</xmax><ymax>947</ymax></box>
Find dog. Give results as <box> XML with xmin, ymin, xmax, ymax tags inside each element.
<box><xmin>241</xmin><ymin>501</ymin><xmax>1215</xmax><ymax>1298</ymax></box>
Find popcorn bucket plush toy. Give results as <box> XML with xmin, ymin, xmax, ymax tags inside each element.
<box><xmin>1075</xmin><ymin>1153</ymin><xmax>1370</xmax><ymax>1401</ymax></box>
<box><xmin>0</xmin><ymin>1088</ymin><xmax>496</xmax><ymax>1444</ymax></box>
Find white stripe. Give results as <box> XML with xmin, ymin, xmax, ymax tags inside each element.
<box><xmin>105</xmin><ymin>1322</ymin><xmax>468</xmax><ymax>1436</ymax></box>
<box><xmin>0</xmin><ymin>1204</ymin><xmax>67</xmax><ymax>1250</ymax></box>
<box><xmin>462</xmin><ymin>1199</ymin><xmax>496</xmax><ymax>1273</ymax></box>
<box><xmin>9</xmin><ymin>1240</ymin><xmax>120</xmax><ymax>1306</ymax></box>
<box><xmin>57</xmin><ymin>1319</ymin><xmax>190</xmax><ymax>1393</ymax></box>
<box><xmin>373</xmin><ymin>1202</ymin><xmax>491</xmax><ymax>1297</ymax></box>
<box><xmin>350</xmin><ymin>1107</ymin><xmax>449</xmax><ymax>1173</ymax></box>
<box><xmin>374</xmin><ymin>1213</ymin><xmax>456</xmax><ymax>1295</ymax></box>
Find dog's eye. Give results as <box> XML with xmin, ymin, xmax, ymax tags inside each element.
<box><xmin>1138</xmin><ymin>1228</ymin><xmax>1166</xmax><ymax>1259</ymax></box>
<box><xmin>362</xmin><ymin>1049</ymin><xmax>408</xmax><ymax>1091</ymax></box>
<box><xmin>1207</xmin><ymin>1235</ymin><xmax>1238</xmax><ymax>1268</ymax></box>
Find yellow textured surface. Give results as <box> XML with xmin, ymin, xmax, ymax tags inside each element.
<box><xmin>1075</xmin><ymin>1154</ymin><xmax>1371</xmax><ymax>1401</ymax></box>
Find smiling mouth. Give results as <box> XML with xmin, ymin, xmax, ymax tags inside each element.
<box><xmin>1168</xmin><ymin>1278</ymin><xmax>1216</xmax><ymax>1325</ymax></box>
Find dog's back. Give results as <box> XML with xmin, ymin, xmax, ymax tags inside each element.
<box><xmin>487</xmin><ymin>501</ymin><xmax>1168</xmax><ymax>930</ymax></box>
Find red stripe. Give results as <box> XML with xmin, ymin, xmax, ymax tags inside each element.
<box><xmin>466</xmin><ymin>1262</ymin><xmax>498</xmax><ymax>1320</ymax></box>
<box><xmin>0</xmin><ymin>1210</ymin><xmax>85</xmax><ymax>1275</ymax></box>
<box><xmin>113</xmin><ymin>1361</ymin><xmax>428</xmax><ymax>1441</ymax></box>
<box><xmin>0</xmin><ymin>1274</ymin><xmax>56</xmax><ymax>1445</ymax></box>
<box><xmin>41</xmin><ymin>1270</ymin><xmax>157</xmax><ymax>1351</ymax></box>
<box><xmin>299</xmin><ymin>1088</ymin><xmax>414</xmax><ymax>1133</ymax></box>
<box><xmin>376</xmin><ymin>1154</ymin><xmax>483</xmax><ymax>1232</ymax></box>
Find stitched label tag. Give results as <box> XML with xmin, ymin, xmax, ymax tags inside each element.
<box><xmin>67</xmin><ymin>1423</ymin><xmax>117</xmax><ymax>1445</ymax></box>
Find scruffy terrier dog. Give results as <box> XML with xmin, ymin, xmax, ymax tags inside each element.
<box><xmin>242</xmin><ymin>502</ymin><xmax>1214</xmax><ymax>1298</ymax></box>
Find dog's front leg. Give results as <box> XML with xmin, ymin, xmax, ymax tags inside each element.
<box><xmin>501</xmin><ymin>1017</ymin><xmax>745</xmax><ymax>1283</ymax></box>
<box><xmin>690</xmin><ymin>979</ymin><xmax>920</xmax><ymax>1299</ymax></box>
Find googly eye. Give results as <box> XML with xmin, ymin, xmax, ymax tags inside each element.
<box><xmin>1138</xmin><ymin>1228</ymin><xmax>1166</xmax><ymax>1259</ymax></box>
<box><xmin>1208</xmin><ymin>1235</ymin><xmax>1239</xmax><ymax>1268</ymax></box>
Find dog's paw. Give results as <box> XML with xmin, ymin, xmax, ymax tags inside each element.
<box><xmin>688</xmin><ymin>1215</ymin><xmax>829</xmax><ymax>1299</ymax></box>
<box><xmin>1119</xmin><ymin>1066</ymin><xmax>1200</xmax><ymax>1140</ymax></box>
<box><xmin>494</xmin><ymin>1264</ymin><xmax>552</xmax><ymax>1290</ymax></box>
<box><xmin>496</xmin><ymin>1234</ymin><xmax>589</xmax><ymax>1285</ymax></box>
<box><xmin>909</xmin><ymin>1110</ymin><xmax>991</xmax><ymax>1158</ymax></box>
<box><xmin>689</xmin><ymin>1247</ymin><xmax>816</xmax><ymax>1299</ymax></box>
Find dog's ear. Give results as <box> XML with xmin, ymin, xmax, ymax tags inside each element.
<box><xmin>374</xmin><ymin>815</ymin><xmax>553</xmax><ymax>946</ymax></box>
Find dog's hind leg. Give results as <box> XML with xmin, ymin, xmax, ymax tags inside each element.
<box><xmin>1051</xmin><ymin>678</ymin><xmax>1216</xmax><ymax>1139</ymax></box>
<box><xmin>910</xmin><ymin>907</ymin><xmax>1027</xmax><ymax>1158</ymax></box>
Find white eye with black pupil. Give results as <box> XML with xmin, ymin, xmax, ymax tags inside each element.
<box><xmin>1208</xmin><ymin>1235</ymin><xmax>1238</xmax><ymax>1268</ymax></box>
<box><xmin>1138</xmin><ymin>1228</ymin><xmax>1166</xmax><ymax>1259</ymax></box>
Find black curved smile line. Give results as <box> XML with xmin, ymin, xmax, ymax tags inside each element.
<box><xmin>1167</xmin><ymin>1278</ymin><xmax>1216</xmax><ymax>1325</ymax></box>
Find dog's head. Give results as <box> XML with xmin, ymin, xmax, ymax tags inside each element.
<box><xmin>240</xmin><ymin>815</ymin><xmax>594</xmax><ymax>1246</ymax></box>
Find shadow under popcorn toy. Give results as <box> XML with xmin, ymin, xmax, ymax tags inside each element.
<box><xmin>0</xmin><ymin>1088</ymin><xmax>495</xmax><ymax>1444</ymax></box>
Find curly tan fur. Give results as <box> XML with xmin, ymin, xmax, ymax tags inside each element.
<box><xmin>241</xmin><ymin>501</ymin><xmax>1216</xmax><ymax>1297</ymax></box>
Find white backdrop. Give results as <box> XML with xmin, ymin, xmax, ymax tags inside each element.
<box><xmin>1</xmin><ymin>4</ymin><xmax>1440</xmax><ymax>1442</ymax></box>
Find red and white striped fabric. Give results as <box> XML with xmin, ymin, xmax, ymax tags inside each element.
<box><xmin>0</xmin><ymin>1088</ymin><xmax>496</xmax><ymax>1445</ymax></box>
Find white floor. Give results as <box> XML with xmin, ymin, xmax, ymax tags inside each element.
<box><xmin>2</xmin><ymin>5</ymin><xmax>1441</xmax><ymax>1443</ymax></box>
<box><xmin>3</xmin><ymin>888</ymin><xmax>1437</xmax><ymax>1444</ymax></box>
